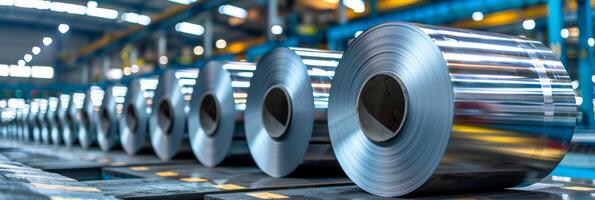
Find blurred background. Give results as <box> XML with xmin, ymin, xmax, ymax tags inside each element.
<box><xmin>0</xmin><ymin>0</ymin><xmax>593</xmax><ymax>128</ymax></box>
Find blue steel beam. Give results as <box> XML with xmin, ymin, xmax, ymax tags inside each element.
<box><xmin>327</xmin><ymin>0</ymin><xmax>547</xmax><ymax>50</ymax></box>
<box><xmin>578</xmin><ymin>0</ymin><xmax>594</xmax><ymax>127</ymax></box>
<box><xmin>548</xmin><ymin>0</ymin><xmax>567</xmax><ymax>67</ymax></box>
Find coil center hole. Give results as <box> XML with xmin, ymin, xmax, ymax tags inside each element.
<box><xmin>262</xmin><ymin>87</ymin><xmax>292</xmax><ymax>140</ymax></box>
<box><xmin>157</xmin><ymin>100</ymin><xmax>173</xmax><ymax>134</ymax></box>
<box><xmin>357</xmin><ymin>74</ymin><xmax>408</xmax><ymax>143</ymax></box>
<box><xmin>125</xmin><ymin>105</ymin><xmax>138</xmax><ymax>133</ymax></box>
<box><xmin>100</xmin><ymin>108</ymin><xmax>110</xmax><ymax>135</ymax></box>
<box><xmin>199</xmin><ymin>94</ymin><xmax>220</xmax><ymax>136</ymax></box>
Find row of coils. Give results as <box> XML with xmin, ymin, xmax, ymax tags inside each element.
<box><xmin>1</xmin><ymin>22</ymin><xmax>577</xmax><ymax>197</ymax></box>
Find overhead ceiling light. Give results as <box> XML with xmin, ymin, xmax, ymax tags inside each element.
<box><xmin>14</xmin><ymin>0</ymin><xmax>50</xmax><ymax>10</ymax></box>
<box><xmin>107</xmin><ymin>68</ymin><xmax>123</xmax><ymax>80</ymax></box>
<box><xmin>42</xmin><ymin>37</ymin><xmax>52</xmax><ymax>46</ymax></box>
<box><xmin>271</xmin><ymin>25</ymin><xmax>283</xmax><ymax>35</ymax></box>
<box><xmin>10</xmin><ymin>65</ymin><xmax>30</xmax><ymax>77</ymax></box>
<box><xmin>193</xmin><ymin>46</ymin><xmax>204</xmax><ymax>55</ymax></box>
<box><xmin>23</xmin><ymin>54</ymin><xmax>32</xmax><ymax>62</ymax></box>
<box><xmin>50</xmin><ymin>2</ymin><xmax>86</xmax><ymax>15</ymax></box>
<box><xmin>472</xmin><ymin>11</ymin><xmax>484</xmax><ymax>21</ymax></box>
<box><xmin>159</xmin><ymin>56</ymin><xmax>168</xmax><ymax>65</ymax></box>
<box><xmin>86</xmin><ymin>7</ymin><xmax>118</xmax><ymax>19</ymax></box>
<box><xmin>17</xmin><ymin>60</ymin><xmax>25</xmax><ymax>66</ymax></box>
<box><xmin>30</xmin><ymin>66</ymin><xmax>53</xmax><ymax>79</ymax></box>
<box><xmin>122</xmin><ymin>12</ymin><xmax>151</xmax><ymax>25</ymax></box>
<box><xmin>561</xmin><ymin>28</ymin><xmax>569</xmax><ymax>39</ymax></box>
<box><xmin>32</xmin><ymin>46</ymin><xmax>41</xmax><ymax>55</ymax></box>
<box><xmin>0</xmin><ymin>0</ymin><xmax>14</xmax><ymax>6</ymax></box>
<box><xmin>522</xmin><ymin>19</ymin><xmax>535</xmax><ymax>30</ymax></box>
<box><xmin>168</xmin><ymin>0</ymin><xmax>196</xmax><ymax>5</ymax></box>
<box><xmin>218</xmin><ymin>4</ymin><xmax>247</xmax><ymax>19</ymax></box>
<box><xmin>0</xmin><ymin>64</ymin><xmax>8</xmax><ymax>77</ymax></box>
<box><xmin>58</xmin><ymin>23</ymin><xmax>69</xmax><ymax>33</ymax></box>
<box><xmin>130</xmin><ymin>64</ymin><xmax>139</xmax><ymax>73</ymax></box>
<box><xmin>87</xmin><ymin>1</ymin><xmax>97</xmax><ymax>8</ymax></box>
<box><xmin>215</xmin><ymin>39</ymin><xmax>227</xmax><ymax>49</ymax></box>
<box><xmin>589</xmin><ymin>38</ymin><xmax>594</xmax><ymax>47</ymax></box>
<box><xmin>343</xmin><ymin>0</ymin><xmax>365</xmax><ymax>13</ymax></box>
<box><xmin>123</xmin><ymin>67</ymin><xmax>131</xmax><ymax>76</ymax></box>
<box><xmin>175</xmin><ymin>22</ymin><xmax>204</xmax><ymax>35</ymax></box>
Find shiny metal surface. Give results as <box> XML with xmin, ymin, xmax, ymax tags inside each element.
<box><xmin>188</xmin><ymin>61</ymin><xmax>254</xmax><ymax>167</ymax></box>
<box><xmin>52</xmin><ymin>94</ymin><xmax>70</xmax><ymax>145</ymax></box>
<box><xmin>150</xmin><ymin>68</ymin><xmax>199</xmax><ymax>161</ymax></box>
<box><xmin>97</xmin><ymin>85</ymin><xmax>127</xmax><ymax>151</ymax></box>
<box><xmin>120</xmin><ymin>77</ymin><xmax>158</xmax><ymax>155</ymax></box>
<box><xmin>34</xmin><ymin>98</ymin><xmax>48</xmax><ymax>143</ymax></box>
<box><xmin>44</xmin><ymin>97</ymin><xmax>59</xmax><ymax>145</ymax></box>
<box><xmin>63</xmin><ymin>93</ymin><xmax>85</xmax><ymax>146</ymax></box>
<box><xmin>328</xmin><ymin>22</ymin><xmax>576</xmax><ymax>197</ymax></box>
<box><xmin>245</xmin><ymin>47</ymin><xmax>342</xmax><ymax>177</ymax></box>
<box><xmin>26</xmin><ymin>99</ymin><xmax>41</xmax><ymax>142</ymax></box>
<box><xmin>79</xmin><ymin>86</ymin><xmax>104</xmax><ymax>149</ymax></box>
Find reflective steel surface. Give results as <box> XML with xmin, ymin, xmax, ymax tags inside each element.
<box><xmin>52</xmin><ymin>94</ymin><xmax>70</xmax><ymax>145</ymax></box>
<box><xmin>329</xmin><ymin>22</ymin><xmax>576</xmax><ymax>197</ymax></box>
<box><xmin>120</xmin><ymin>77</ymin><xmax>158</xmax><ymax>155</ymax></box>
<box><xmin>97</xmin><ymin>85</ymin><xmax>127</xmax><ymax>151</ymax></box>
<box><xmin>245</xmin><ymin>47</ymin><xmax>342</xmax><ymax>177</ymax></box>
<box><xmin>79</xmin><ymin>86</ymin><xmax>104</xmax><ymax>149</ymax></box>
<box><xmin>63</xmin><ymin>93</ymin><xmax>85</xmax><ymax>146</ymax></box>
<box><xmin>44</xmin><ymin>97</ymin><xmax>59</xmax><ymax>145</ymax></box>
<box><xmin>150</xmin><ymin>68</ymin><xmax>198</xmax><ymax>161</ymax></box>
<box><xmin>188</xmin><ymin>61</ymin><xmax>254</xmax><ymax>167</ymax></box>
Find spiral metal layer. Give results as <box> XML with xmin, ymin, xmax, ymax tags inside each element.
<box><xmin>97</xmin><ymin>85</ymin><xmax>127</xmax><ymax>151</ymax></box>
<box><xmin>188</xmin><ymin>61</ymin><xmax>254</xmax><ymax>167</ymax></box>
<box><xmin>120</xmin><ymin>77</ymin><xmax>158</xmax><ymax>155</ymax></box>
<box><xmin>245</xmin><ymin>47</ymin><xmax>343</xmax><ymax>177</ymax></box>
<box><xmin>63</xmin><ymin>93</ymin><xmax>85</xmax><ymax>146</ymax></box>
<box><xmin>78</xmin><ymin>86</ymin><xmax>104</xmax><ymax>149</ymax></box>
<box><xmin>44</xmin><ymin>97</ymin><xmax>59</xmax><ymax>145</ymax></box>
<box><xmin>328</xmin><ymin>22</ymin><xmax>577</xmax><ymax>197</ymax></box>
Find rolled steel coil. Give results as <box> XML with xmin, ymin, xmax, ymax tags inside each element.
<box><xmin>245</xmin><ymin>47</ymin><xmax>343</xmax><ymax>177</ymax></box>
<box><xmin>52</xmin><ymin>94</ymin><xmax>70</xmax><ymax>145</ymax></box>
<box><xmin>19</xmin><ymin>104</ymin><xmax>30</xmax><ymax>141</ymax></box>
<box><xmin>44</xmin><ymin>97</ymin><xmax>59</xmax><ymax>145</ymax></box>
<box><xmin>97</xmin><ymin>85</ymin><xmax>127</xmax><ymax>151</ymax></box>
<box><xmin>188</xmin><ymin>61</ymin><xmax>254</xmax><ymax>167</ymax></box>
<box><xmin>33</xmin><ymin>98</ymin><xmax>48</xmax><ymax>143</ymax></box>
<box><xmin>150</xmin><ymin>68</ymin><xmax>199</xmax><ymax>160</ymax></box>
<box><xmin>63</xmin><ymin>92</ymin><xmax>85</xmax><ymax>146</ymax></box>
<box><xmin>26</xmin><ymin>99</ymin><xmax>41</xmax><ymax>142</ymax></box>
<box><xmin>79</xmin><ymin>86</ymin><xmax>104</xmax><ymax>149</ymax></box>
<box><xmin>328</xmin><ymin>22</ymin><xmax>577</xmax><ymax>197</ymax></box>
<box><xmin>120</xmin><ymin>77</ymin><xmax>158</xmax><ymax>155</ymax></box>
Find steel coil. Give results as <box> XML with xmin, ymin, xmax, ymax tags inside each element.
<box><xmin>63</xmin><ymin>93</ymin><xmax>85</xmax><ymax>146</ymax></box>
<box><xmin>120</xmin><ymin>77</ymin><xmax>158</xmax><ymax>155</ymax></box>
<box><xmin>79</xmin><ymin>86</ymin><xmax>104</xmax><ymax>149</ymax></box>
<box><xmin>44</xmin><ymin>97</ymin><xmax>59</xmax><ymax>145</ymax></box>
<box><xmin>245</xmin><ymin>47</ymin><xmax>343</xmax><ymax>177</ymax></box>
<box><xmin>34</xmin><ymin>98</ymin><xmax>48</xmax><ymax>143</ymax></box>
<box><xmin>51</xmin><ymin>94</ymin><xmax>70</xmax><ymax>145</ymax></box>
<box><xmin>328</xmin><ymin>22</ymin><xmax>577</xmax><ymax>197</ymax></box>
<box><xmin>188</xmin><ymin>61</ymin><xmax>254</xmax><ymax>167</ymax></box>
<box><xmin>26</xmin><ymin>99</ymin><xmax>41</xmax><ymax>142</ymax></box>
<box><xmin>97</xmin><ymin>85</ymin><xmax>127</xmax><ymax>151</ymax></box>
<box><xmin>150</xmin><ymin>68</ymin><xmax>199</xmax><ymax>160</ymax></box>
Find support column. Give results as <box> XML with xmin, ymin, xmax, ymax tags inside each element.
<box><xmin>156</xmin><ymin>32</ymin><xmax>167</xmax><ymax>68</ymax></box>
<box><xmin>267</xmin><ymin>0</ymin><xmax>280</xmax><ymax>40</ymax></box>
<box><xmin>578</xmin><ymin>0</ymin><xmax>594</xmax><ymax>126</ymax></box>
<box><xmin>204</xmin><ymin>13</ymin><xmax>213</xmax><ymax>58</ymax></box>
<box><xmin>338</xmin><ymin>0</ymin><xmax>347</xmax><ymax>24</ymax></box>
<box><xmin>548</xmin><ymin>0</ymin><xmax>566</xmax><ymax>66</ymax></box>
<box><xmin>369</xmin><ymin>0</ymin><xmax>377</xmax><ymax>17</ymax></box>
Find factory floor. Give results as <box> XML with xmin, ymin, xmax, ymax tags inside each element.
<box><xmin>1</xmin><ymin>140</ymin><xmax>594</xmax><ymax>200</ymax></box>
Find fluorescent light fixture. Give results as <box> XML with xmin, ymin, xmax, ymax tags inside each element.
<box><xmin>218</xmin><ymin>4</ymin><xmax>247</xmax><ymax>19</ymax></box>
<box><xmin>42</xmin><ymin>37</ymin><xmax>52</xmax><ymax>46</ymax></box>
<box><xmin>122</xmin><ymin>12</ymin><xmax>151</xmax><ymax>25</ymax></box>
<box><xmin>50</xmin><ymin>2</ymin><xmax>86</xmax><ymax>15</ymax></box>
<box><xmin>107</xmin><ymin>68</ymin><xmax>123</xmax><ymax>80</ymax></box>
<box><xmin>130</xmin><ymin>64</ymin><xmax>139</xmax><ymax>73</ymax></box>
<box><xmin>168</xmin><ymin>0</ymin><xmax>196</xmax><ymax>5</ymax></box>
<box><xmin>9</xmin><ymin>65</ymin><xmax>31</xmax><ymax>77</ymax></box>
<box><xmin>32</xmin><ymin>46</ymin><xmax>41</xmax><ymax>55</ymax></box>
<box><xmin>31</xmin><ymin>66</ymin><xmax>53</xmax><ymax>79</ymax></box>
<box><xmin>87</xmin><ymin>1</ymin><xmax>97</xmax><ymax>8</ymax></box>
<box><xmin>271</xmin><ymin>25</ymin><xmax>283</xmax><ymax>35</ymax></box>
<box><xmin>215</xmin><ymin>39</ymin><xmax>227</xmax><ymax>49</ymax></box>
<box><xmin>175</xmin><ymin>22</ymin><xmax>204</xmax><ymax>35</ymax></box>
<box><xmin>522</xmin><ymin>19</ymin><xmax>535</xmax><ymax>30</ymax></box>
<box><xmin>0</xmin><ymin>0</ymin><xmax>14</xmax><ymax>6</ymax></box>
<box><xmin>472</xmin><ymin>11</ymin><xmax>484</xmax><ymax>21</ymax></box>
<box><xmin>344</xmin><ymin>0</ymin><xmax>365</xmax><ymax>13</ymax></box>
<box><xmin>17</xmin><ymin>60</ymin><xmax>25</xmax><ymax>66</ymax></box>
<box><xmin>0</xmin><ymin>64</ymin><xmax>8</xmax><ymax>76</ymax></box>
<box><xmin>86</xmin><ymin>7</ymin><xmax>118</xmax><ymax>19</ymax></box>
<box><xmin>58</xmin><ymin>23</ymin><xmax>69</xmax><ymax>33</ymax></box>
<box><xmin>23</xmin><ymin>54</ymin><xmax>32</xmax><ymax>62</ymax></box>
<box><xmin>14</xmin><ymin>0</ymin><xmax>50</xmax><ymax>10</ymax></box>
